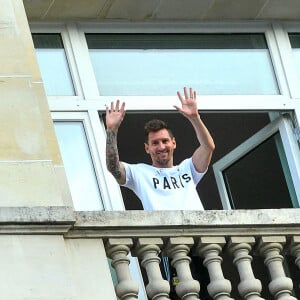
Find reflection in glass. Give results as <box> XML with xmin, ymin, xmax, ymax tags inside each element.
<box><xmin>86</xmin><ymin>34</ymin><xmax>278</xmax><ymax>96</ymax></box>
<box><xmin>32</xmin><ymin>34</ymin><xmax>75</xmax><ymax>96</ymax></box>
<box><xmin>289</xmin><ymin>33</ymin><xmax>300</xmax><ymax>84</ymax></box>
<box><xmin>223</xmin><ymin>132</ymin><xmax>296</xmax><ymax>209</ymax></box>
<box><xmin>54</xmin><ymin>122</ymin><xmax>103</xmax><ymax>211</ymax></box>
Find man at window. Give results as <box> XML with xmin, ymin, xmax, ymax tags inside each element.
<box><xmin>105</xmin><ymin>87</ymin><xmax>215</xmax><ymax>210</ymax></box>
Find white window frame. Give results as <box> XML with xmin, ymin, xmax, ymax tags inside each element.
<box><xmin>280</xmin><ymin>22</ymin><xmax>300</xmax><ymax>99</ymax></box>
<box><xmin>30</xmin><ymin>21</ymin><xmax>300</xmax><ymax>212</ymax></box>
<box><xmin>52</xmin><ymin>111</ymin><xmax>125</xmax><ymax>211</ymax></box>
<box><xmin>31</xmin><ymin>23</ymin><xmax>98</xmax><ymax>100</ymax></box>
<box><xmin>29</xmin><ymin>22</ymin><xmax>300</xmax><ymax>111</ymax></box>
<box><xmin>30</xmin><ymin>21</ymin><xmax>298</xmax><ymax>110</ymax></box>
<box><xmin>213</xmin><ymin>114</ymin><xmax>300</xmax><ymax>209</ymax></box>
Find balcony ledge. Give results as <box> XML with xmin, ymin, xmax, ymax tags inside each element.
<box><xmin>70</xmin><ymin>208</ymin><xmax>300</xmax><ymax>238</ymax></box>
<box><xmin>0</xmin><ymin>206</ymin><xmax>75</xmax><ymax>234</ymax></box>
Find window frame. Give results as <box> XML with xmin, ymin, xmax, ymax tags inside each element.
<box><xmin>81</xmin><ymin>21</ymin><xmax>289</xmax><ymax>100</ymax></box>
<box><xmin>31</xmin><ymin>25</ymin><xmax>81</xmax><ymax>98</ymax></box>
<box><xmin>30</xmin><ymin>21</ymin><xmax>298</xmax><ymax>110</ymax></box>
<box><xmin>30</xmin><ymin>21</ymin><xmax>300</xmax><ymax>213</ymax></box>
<box><xmin>213</xmin><ymin>115</ymin><xmax>300</xmax><ymax>209</ymax></box>
<box><xmin>282</xmin><ymin>22</ymin><xmax>300</xmax><ymax>98</ymax></box>
<box><xmin>52</xmin><ymin>111</ymin><xmax>125</xmax><ymax>211</ymax></box>
<box><xmin>85</xmin><ymin>32</ymin><xmax>280</xmax><ymax>96</ymax></box>
<box><xmin>30</xmin><ymin>22</ymin><xmax>300</xmax><ymax>114</ymax></box>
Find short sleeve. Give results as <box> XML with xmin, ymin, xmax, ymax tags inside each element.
<box><xmin>121</xmin><ymin>162</ymin><xmax>135</xmax><ymax>189</ymax></box>
<box><xmin>188</xmin><ymin>158</ymin><xmax>207</xmax><ymax>184</ymax></box>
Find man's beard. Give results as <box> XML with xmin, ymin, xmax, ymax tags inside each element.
<box><xmin>155</xmin><ymin>153</ymin><xmax>171</xmax><ymax>166</ymax></box>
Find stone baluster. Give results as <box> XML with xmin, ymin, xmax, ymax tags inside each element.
<box><xmin>195</xmin><ymin>237</ymin><xmax>234</xmax><ymax>300</ymax></box>
<box><xmin>106</xmin><ymin>238</ymin><xmax>139</xmax><ymax>300</ymax></box>
<box><xmin>228</xmin><ymin>237</ymin><xmax>264</xmax><ymax>300</ymax></box>
<box><xmin>258</xmin><ymin>236</ymin><xmax>296</xmax><ymax>300</ymax></box>
<box><xmin>134</xmin><ymin>238</ymin><xmax>170</xmax><ymax>300</ymax></box>
<box><xmin>165</xmin><ymin>237</ymin><xmax>200</xmax><ymax>300</ymax></box>
<box><xmin>289</xmin><ymin>236</ymin><xmax>300</xmax><ymax>269</ymax></box>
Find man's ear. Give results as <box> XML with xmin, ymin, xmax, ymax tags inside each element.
<box><xmin>144</xmin><ymin>142</ymin><xmax>149</xmax><ymax>154</ymax></box>
<box><xmin>173</xmin><ymin>137</ymin><xmax>177</xmax><ymax>149</ymax></box>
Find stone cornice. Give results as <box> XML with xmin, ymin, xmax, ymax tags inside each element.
<box><xmin>68</xmin><ymin>209</ymin><xmax>300</xmax><ymax>238</ymax></box>
<box><xmin>0</xmin><ymin>206</ymin><xmax>75</xmax><ymax>234</ymax></box>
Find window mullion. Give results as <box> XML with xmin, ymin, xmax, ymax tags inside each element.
<box><xmin>265</xmin><ymin>25</ymin><xmax>290</xmax><ymax>97</ymax></box>
<box><xmin>61</xmin><ymin>26</ymin><xmax>84</xmax><ymax>98</ymax></box>
<box><xmin>66</xmin><ymin>23</ymin><xmax>100</xmax><ymax>100</ymax></box>
<box><xmin>272</xmin><ymin>22</ymin><xmax>300</xmax><ymax>98</ymax></box>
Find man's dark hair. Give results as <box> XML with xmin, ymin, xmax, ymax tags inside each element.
<box><xmin>144</xmin><ymin>119</ymin><xmax>174</xmax><ymax>142</ymax></box>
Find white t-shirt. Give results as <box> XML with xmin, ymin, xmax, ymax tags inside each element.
<box><xmin>122</xmin><ymin>158</ymin><xmax>206</xmax><ymax>211</ymax></box>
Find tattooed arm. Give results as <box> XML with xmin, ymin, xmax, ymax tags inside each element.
<box><xmin>105</xmin><ymin>100</ymin><xmax>126</xmax><ymax>185</ymax></box>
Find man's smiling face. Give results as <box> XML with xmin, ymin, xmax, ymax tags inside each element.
<box><xmin>144</xmin><ymin>129</ymin><xmax>176</xmax><ymax>168</ymax></box>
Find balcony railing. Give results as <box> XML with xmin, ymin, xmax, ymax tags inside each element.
<box><xmin>71</xmin><ymin>209</ymin><xmax>300</xmax><ymax>300</ymax></box>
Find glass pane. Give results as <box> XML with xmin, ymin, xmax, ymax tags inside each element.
<box><xmin>54</xmin><ymin>122</ymin><xmax>103</xmax><ymax>211</ymax></box>
<box><xmin>32</xmin><ymin>34</ymin><xmax>75</xmax><ymax>96</ymax></box>
<box><xmin>86</xmin><ymin>34</ymin><xmax>278</xmax><ymax>96</ymax></box>
<box><xmin>289</xmin><ymin>33</ymin><xmax>300</xmax><ymax>84</ymax></box>
<box><xmin>223</xmin><ymin>132</ymin><xmax>296</xmax><ymax>209</ymax></box>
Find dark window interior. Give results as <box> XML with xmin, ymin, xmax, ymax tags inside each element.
<box><xmin>102</xmin><ymin>111</ymin><xmax>294</xmax><ymax>210</ymax></box>
<box><xmin>86</xmin><ymin>33</ymin><xmax>268</xmax><ymax>50</ymax></box>
<box><xmin>224</xmin><ymin>132</ymin><xmax>293</xmax><ymax>209</ymax></box>
<box><xmin>289</xmin><ymin>33</ymin><xmax>300</xmax><ymax>48</ymax></box>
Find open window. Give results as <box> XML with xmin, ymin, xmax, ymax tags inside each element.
<box><xmin>114</xmin><ymin>111</ymin><xmax>300</xmax><ymax>211</ymax></box>
<box><xmin>213</xmin><ymin>114</ymin><xmax>300</xmax><ymax>209</ymax></box>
